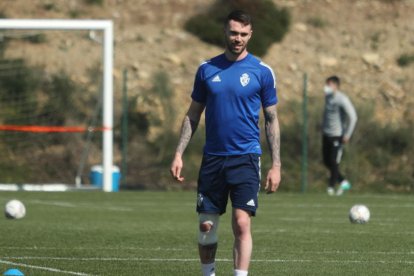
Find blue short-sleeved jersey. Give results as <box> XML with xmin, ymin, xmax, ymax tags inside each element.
<box><xmin>191</xmin><ymin>53</ymin><xmax>278</xmax><ymax>155</ymax></box>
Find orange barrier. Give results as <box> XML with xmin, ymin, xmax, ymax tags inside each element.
<box><xmin>0</xmin><ymin>125</ymin><xmax>108</xmax><ymax>133</ymax></box>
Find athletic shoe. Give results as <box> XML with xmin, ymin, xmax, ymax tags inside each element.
<box><xmin>340</xmin><ymin>180</ymin><xmax>352</xmax><ymax>190</ymax></box>
<box><xmin>336</xmin><ymin>180</ymin><xmax>352</xmax><ymax>196</ymax></box>
<box><xmin>336</xmin><ymin>188</ymin><xmax>344</xmax><ymax>196</ymax></box>
<box><xmin>327</xmin><ymin>187</ymin><xmax>335</xmax><ymax>196</ymax></box>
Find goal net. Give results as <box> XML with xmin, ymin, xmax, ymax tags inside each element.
<box><xmin>0</xmin><ymin>19</ymin><xmax>114</xmax><ymax>191</ymax></box>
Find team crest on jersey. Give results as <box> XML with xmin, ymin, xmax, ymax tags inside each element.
<box><xmin>240</xmin><ymin>73</ymin><xmax>250</xmax><ymax>87</ymax></box>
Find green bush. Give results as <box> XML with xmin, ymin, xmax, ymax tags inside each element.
<box><xmin>0</xmin><ymin>59</ymin><xmax>41</xmax><ymax>117</ymax></box>
<box><xmin>360</xmin><ymin>125</ymin><xmax>411</xmax><ymax>156</ymax></box>
<box><xmin>23</xmin><ymin>33</ymin><xmax>47</xmax><ymax>44</ymax></box>
<box><xmin>84</xmin><ymin>0</ymin><xmax>103</xmax><ymax>5</ymax></box>
<box><xmin>306</xmin><ymin>17</ymin><xmax>328</xmax><ymax>28</ymax></box>
<box><xmin>370</xmin><ymin>32</ymin><xmax>381</xmax><ymax>50</ymax></box>
<box><xmin>42</xmin><ymin>3</ymin><xmax>56</xmax><ymax>11</ymax></box>
<box><xmin>69</xmin><ymin>9</ymin><xmax>81</xmax><ymax>18</ymax></box>
<box><xmin>40</xmin><ymin>72</ymin><xmax>80</xmax><ymax>126</ymax></box>
<box><xmin>148</xmin><ymin>72</ymin><xmax>177</xmax><ymax>161</ymax></box>
<box><xmin>184</xmin><ymin>0</ymin><xmax>290</xmax><ymax>57</ymax></box>
<box><xmin>396</xmin><ymin>53</ymin><xmax>414</xmax><ymax>67</ymax></box>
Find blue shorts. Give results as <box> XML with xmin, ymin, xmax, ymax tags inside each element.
<box><xmin>196</xmin><ymin>154</ymin><xmax>261</xmax><ymax>216</ymax></box>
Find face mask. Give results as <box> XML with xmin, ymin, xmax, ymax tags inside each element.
<box><xmin>324</xmin><ymin>85</ymin><xmax>334</xmax><ymax>95</ymax></box>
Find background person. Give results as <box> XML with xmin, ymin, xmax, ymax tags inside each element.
<box><xmin>322</xmin><ymin>75</ymin><xmax>357</xmax><ymax>196</ymax></box>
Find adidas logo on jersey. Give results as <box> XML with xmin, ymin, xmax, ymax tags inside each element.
<box><xmin>246</xmin><ymin>199</ymin><xmax>255</xmax><ymax>207</ymax></box>
<box><xmin>212</xmin><ymin>75</ymin><xmax>221</xmax><ymax>82</ymax></box>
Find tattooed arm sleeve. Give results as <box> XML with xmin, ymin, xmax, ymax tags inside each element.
<box><xmin>263</xmin><ymin>104</ymin><xmax>281</xmax><ymax>167</ymax></box>
<box><xmin>175</xmin><ymin>101</ymin><xmax>205</xmax><ymax>155</ymax></box>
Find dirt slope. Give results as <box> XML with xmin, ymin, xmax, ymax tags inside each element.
<box><xmin>1</xmin><ymin>0</ymin><xmax>413</xmax><ymax>125</ymax></box>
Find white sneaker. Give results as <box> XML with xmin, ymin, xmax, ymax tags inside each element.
<box><xmin>327</xmin><ymin>187</ymin><xmax>335</xmax><ymax>196</ymax></box>
<box><xmin>337</xmin><ymin>180</ymin><xmax>352</xmax><ymax>196</ymax></box>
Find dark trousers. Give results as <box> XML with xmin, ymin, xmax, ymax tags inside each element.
<box><xmin>322</xmin><ymin>135</ymin><xmax>345</xmax><ymax>188</ymax></box>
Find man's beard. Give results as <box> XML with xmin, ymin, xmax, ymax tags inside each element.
<box><xmin>225</xmin><ymin>40</ymin><xmax>247</xmax><ymax>55</ymax></box>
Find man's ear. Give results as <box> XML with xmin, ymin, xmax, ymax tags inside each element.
<box><xmin>223</xmin><ymin>25</ymin><xmax>228</xmax><ymax>36</ymax></box>
<box><xmin>223</xmin><ymin>23</ymin><xmax>229</xmax><ymax>33</ymax></box>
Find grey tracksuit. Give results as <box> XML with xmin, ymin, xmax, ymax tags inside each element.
<box><xmin>323</xmin><ymin>91</ymin><xmax>357</xmax><ymax>139</ymax></box>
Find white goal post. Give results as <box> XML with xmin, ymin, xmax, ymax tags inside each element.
<box><xmin>0</xmin><ymin>19</ymin><xmax>114</xmax><ymax>192</ymax></box>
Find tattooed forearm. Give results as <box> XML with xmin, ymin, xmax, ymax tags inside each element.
<box><xmin>264</xmin><ymin>105</ymin><xmax>281</xmax><ymax>167</ymax></box>
<box><xmin>175</xmin><ymin>101</ymin><xmax>205</xmax><ymax>156</ymax></box>
<box><xmin>176</xmin><ymin>115</ymin><xmax>199</xmax><ymax>155</ymax></box>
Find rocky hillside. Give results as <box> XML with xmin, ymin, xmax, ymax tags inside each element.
<box><xmin>1</xmin><ymin>0</ymin><xmax>413</xmax><ymax>123</ymax></box>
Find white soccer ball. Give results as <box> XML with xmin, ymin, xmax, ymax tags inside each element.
<box><xmin>349</xmin><ymin>204</ymin><xmax>370</xmax><ymax>224</ymax></box>
<box><xmin>5</xmin><ymin>199</ymin><xmax>26</xmax><ymax>219</ymax></box>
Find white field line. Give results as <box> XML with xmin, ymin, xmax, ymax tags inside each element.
<box><xmin>276</xmin><ymin>217</ymin><xmax>404</xmax><ymax>223</ymax></box>
<box><xmin>28</xmin><ymin>200</ymin><xmax>134</xmax><ymax>212</ymax></box>
<box><xmin>0</xmin><ymin>259</ymin><xmax>94</xmax><ymax>275</ymax></box>
<box><xmin>29</xmin><ymin>200</ymin><xmax>77</xmax><ymax>208</ymax></box>
<box><xmin>2</xmin><ymin>256</ymin><xmax>414</xmax><ymax>265</ymax></box>
<box><xmin>2</xmin><ymin>246</ymin><xmax>414</xmax><ymax>255</ymax></box>
<box><xmin>265</xmin><ymin>218</ymin><xmax>403</xmax><ymax>226</ymax></box>
<box><xmin>276</xmin><ymin>194</ymin><xmax>414</xmax><ymax>201</ymax></box>
<box><xmin>254</xmin><ymin>229</ymin><xmax>414</xmax><ymax>235</ymax></box>
<box><xmin>350</xmin><ymin>194</ymin><xmax>414</xmax><ymax>201</ymax></box>
<box><xmin>27</xmin><ymin>200</ymin><xmax>194</xmax><ymax>208</ymax></box>
<box><xmin>0</xmin><ymin>246</ymin><xmax>186</xmax><ymax>252</ymax></box>
<box><xmin>266</xmin><ymin>203</ymin><xmax>414</xmax><ymax>209</ymax></box>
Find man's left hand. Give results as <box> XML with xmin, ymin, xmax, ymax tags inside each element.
<box><xmin>265</xmin><ymin>166</ymin><xmax>281</xmax><ymax>194</ymax></box>
<box><xmin>342</xmin><ymin>137</ymin><xmax>349</xmax><ymax>144</ymax></box>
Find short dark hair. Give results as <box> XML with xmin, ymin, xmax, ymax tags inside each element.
<box><xmin>225</xmin><ymin>10</ymin><xmax>252</xmax><ymax>27</ymax></box>
<box><xmin>326</xmin><ymin>75</ymin><xmax>340</xmax><ymax>86</ymax></box>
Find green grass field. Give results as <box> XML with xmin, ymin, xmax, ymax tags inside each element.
<box><xmin>0</xmin><ymin>191</ymin><xmax>413</xmax><ymax>275</ymax></box>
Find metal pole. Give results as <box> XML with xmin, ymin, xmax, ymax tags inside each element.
<box><xmin>301</xmin><ymin>73</ymin><xmax>308</xmax><ymax>193</ymax></box>
<box><xmin>0</xmin><ymin>19</ymin><xmax>113</xmax><ymax>31</ymax></box>
<box><xmin>121</xmin><ymin>69</ymin><xmax>128</xmax><ymax>187</ymax></box>
<box><xmin>102</xmin><ymin>22</ymin><xmax>114</xmax><ymax>192</ymax></box>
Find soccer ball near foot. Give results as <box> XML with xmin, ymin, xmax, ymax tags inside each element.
<box><xmin>5</xmin><ymin>199</ymin><xmax>26</xmax><ymax>219</ymax></box>
<box><xmin>349</xmin><ymin>204</ymin><xmax>370</xmax><ymax>224</ymax></box>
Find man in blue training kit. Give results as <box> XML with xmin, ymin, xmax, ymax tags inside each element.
<box><xmin>170</xmin><ymin>10</ymin><xmax>281</xmax><ymax>276</ymax></box>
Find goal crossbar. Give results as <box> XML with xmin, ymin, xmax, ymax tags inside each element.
<box><xmin>0</xmin><ymin>19</ymin><xmax>114</xmax><ymax>192</ymax></box>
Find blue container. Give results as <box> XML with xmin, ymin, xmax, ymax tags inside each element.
<box><xmin>89</xmin><ymin>165</ymin><xmax>121</xmax><ymax>192</ymax></box>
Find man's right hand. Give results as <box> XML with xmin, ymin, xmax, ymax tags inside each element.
<box><xmin>170</xmin><ymin>152</ymin><xmax>184</xmax><ymax>182</ymax></box>
<box><xmin>265</xmin><ymin>165</ymin><xmax>281</xmax><ymax>194</ymax></box>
